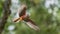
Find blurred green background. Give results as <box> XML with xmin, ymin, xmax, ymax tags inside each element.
<box><xmin>0</xmin><ymin>0</ymin><xmax>60</xmax><ymax>34</ymax></box>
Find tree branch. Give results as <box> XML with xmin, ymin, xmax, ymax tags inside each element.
<box><xmin>0</xmin><ymin>0</ymin><xmax>11</xmax><ymax>34</ymax></box>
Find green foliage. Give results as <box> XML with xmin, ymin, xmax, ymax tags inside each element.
<box><xmin>0</xmin><ymin>0</ymin><xmax>5</xmax><ymax>17</ymax></box>
<box><xmin>0</xmin><ymin>0</ymin><xmax>60</xmax><ymax>34</ymax></box>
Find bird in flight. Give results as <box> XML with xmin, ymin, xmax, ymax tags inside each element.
<box><xmin>13</xmin><ymin>4</ymin><xmax>40</xmax><ymax>31</ymax></box>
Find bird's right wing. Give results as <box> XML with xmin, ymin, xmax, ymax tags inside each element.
<box><xmin>24</xmin><ymin>18</ymin><xmax>40</xmax><ymax>31</ymax></box>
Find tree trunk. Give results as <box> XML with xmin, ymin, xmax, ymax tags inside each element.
<box><xmin>0</xmin><ymin>0</ymin><xmax>11</xmax><ymax>34</ymax></box>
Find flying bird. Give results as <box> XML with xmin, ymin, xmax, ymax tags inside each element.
<box><xmin>13</xmin><ymin>4</ymin><xmax>40</xmax><ymax>31</ymax></box>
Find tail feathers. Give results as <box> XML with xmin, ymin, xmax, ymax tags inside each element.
<box><xmin>26</xmin><ymin>22</ymin><xmax>40</xmax><ymax>31</ymax></box>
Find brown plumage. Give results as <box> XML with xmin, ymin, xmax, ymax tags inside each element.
<box><xmin>24</xmin><ymin>18</ymin><xmax>40</xmax><ymax>30</ymax></box>
<box><xmin>19</xmin><ymin>6</ymin><xmax>27</xmax><ymax>17</ymax></box>
<box><xmin>13</xmin><ymin>4</ymin><xmax>40</xmax><ymax>31</ymax></box>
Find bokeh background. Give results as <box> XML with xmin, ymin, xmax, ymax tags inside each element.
<box><xmin>0</xmin><ymin>0</ymin><xmax>60</xmax><ymax>34</ymax></box>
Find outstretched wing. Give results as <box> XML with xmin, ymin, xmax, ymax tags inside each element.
<box><xmin>19</xmin><ymin>6</ymin><xmax>27</xmax><ymax>17</ymax></box>
<box><xmin>13</xmin><ymin>5</ymin><xmax>27</xmax><ymax>22</ymax></box>
<box><xmin>24</xmin><ymin>18</ymin><xmax>40</xmax><ymax>31</ymax></box>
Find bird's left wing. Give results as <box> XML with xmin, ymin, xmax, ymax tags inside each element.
<box><xmin>19</xmin><ymin>5</ymin><xmax>27</xmax><ymax>17</ymax></box>
<box><xmin>13</xmin><ymin>5</ymin><xmax>27</xmax><ymax>22</ymax></box>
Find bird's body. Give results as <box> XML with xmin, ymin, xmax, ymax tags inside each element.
<box><xmin>13</xmin><ymin>4</ymin><xmax>40</xmax><ymax>31</ymax></box>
